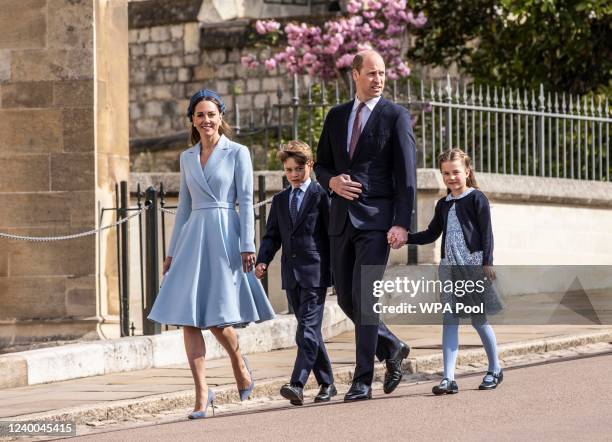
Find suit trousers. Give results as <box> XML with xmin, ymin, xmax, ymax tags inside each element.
<box><xmin>286</xmin><ymin>286</ymin><xmax>334</xmax><ymax>387</ymax></box>
<box><xmin>330</xmin><ymin>218</ymin><xmax>402</xmax><ymax>385</ymax></box>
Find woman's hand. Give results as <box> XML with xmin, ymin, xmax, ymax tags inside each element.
<box><xmin>241</xmin><ymin>252</ymin><xmax>256</xmax><ymax>273</ymax></box>
<box><xmin>162</xmin><ymin>256</ymin><xmax>173</xmax><ymax>275</ymax></box>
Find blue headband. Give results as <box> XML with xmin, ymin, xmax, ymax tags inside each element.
<box><xmin>187</xmin><ymin>89</ymin><xmax>226</xmax><ymax>120</ymax></box>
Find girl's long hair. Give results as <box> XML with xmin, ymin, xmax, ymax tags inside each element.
<box><xmin>190</xmin><ymin>97</ymin><xmax>233</xmax><ymax>145</ymax></box>
<box><xmin>437</xmin><ymin>148</ymin><xmax>479</xmax><ymax>193</ymax></box>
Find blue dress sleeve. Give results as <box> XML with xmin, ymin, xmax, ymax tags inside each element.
<box><xmin>167</xmin><ymin>153</ymin><xmax>192</xmax><ymax>257</ymax></box>
<box><xmin>234</xmin><ymin>147</ymin><xmax>256</xmax><ymax>253</ymax></box>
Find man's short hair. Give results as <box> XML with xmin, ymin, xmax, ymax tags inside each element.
<box><xmin>277</xmin><ymin>140</ymin><xmax>313</xmax><ymax>165</ymax></box>
<box><xmin>351</xmin><ymin>53</ymin><xmax>364</xmax><ymax>73</ymax></box>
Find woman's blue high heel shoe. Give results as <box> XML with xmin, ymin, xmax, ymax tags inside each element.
<box><xmin>238</xmin><ymin>356</ymin><xmax>255</xmax><ymax>401</ymax></box>
<box><xmin>188</xmin><ymin>388</ymin><xmax>215</xmax><ymax>420</ymax></box>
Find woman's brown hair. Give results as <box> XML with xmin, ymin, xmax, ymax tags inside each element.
<box><xmin>437</xmin><ymin>148</ymin><xmax>479</xmax><ymax>192</ymax></box>
<box><xmin>189</xmin><ymin>97</ymin><xmax>233</xmax><ymax>145</ymax></box>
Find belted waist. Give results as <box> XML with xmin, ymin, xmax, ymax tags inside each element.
<box><xmin>192</xmin><ymin>201</ymin><xmax>235</xmax><ymax>210</ymax></box>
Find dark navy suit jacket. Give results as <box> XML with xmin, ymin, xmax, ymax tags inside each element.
<box><xmin>256</xmin><ymin>181</ymin><xmax>331</xmax><ymax>289</ymax></box>
<box><xmin>314</xmin><ymin>97</ymin><xmax>417</xmax><ymax>235</ymax></box>
<box><xmin>407</xmin><ymin>189</ymin><xmax>494</xmax><ymax>265</ymax></box>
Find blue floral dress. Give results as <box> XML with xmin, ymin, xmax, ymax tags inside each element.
<box><xmin>439</xmin><ymin>188</ymin><xmax>503</xmax><ymax>317</ymax></box>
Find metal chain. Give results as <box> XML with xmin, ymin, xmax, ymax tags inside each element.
<box><xmin>0</xmin><ymin>207</ymin><xmax>147</xmax><ymax>242</ymax></box>
<box><xmin>158</xmin><ymin>197</ymin><xmax>274</xmax><ymax>216</ymax></box>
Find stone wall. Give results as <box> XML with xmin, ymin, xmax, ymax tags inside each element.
<box><xmin>128</xmin><ymin>20</ymin><xmax>290</xmax><ymax>145</ymax></box>
<box><xmin>0</xmin><ymin>0</ymin><xmax>130</xmax><ymax>346</ymax></box>
<box><xmin>127</xmin><ymin>0</ymin><xmax>340</xmax><ymax>151</ymax></box>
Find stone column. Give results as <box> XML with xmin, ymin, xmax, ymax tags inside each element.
<box><xmin>0</xmin><ymin>0</ymin><xmax>129</xmax><ymax>346</ymax></box>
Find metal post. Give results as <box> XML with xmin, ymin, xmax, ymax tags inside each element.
<box><xmin>445</xmin><ymin>74</ymin><xmax>452</xmax><ymax>149</ymax></box>
<box><xmin>143</xmin><ymin>186</ymin><xmax>161</xmax><ymax>335</ymax></box>
<box><xmin>119</xmin><ymin>181</ymin><xmax>130</xmax><ymax>337</ymax></box>
<box><xmin>292</xmin><ymin>73</ymin><xmax>299</xmax><ymax>140</ymax></box>
<box><xmin>538</xmin><ymin>84</ymin><xmax>546</xmax><ymax>176</ymax></box>
<box><xmin>258</xmin><ymin>175</ymin><xmax>268</xmax><ymax>294</ymax></box>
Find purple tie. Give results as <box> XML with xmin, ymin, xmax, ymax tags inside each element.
<box><xmin>348</xmin><ymin>102</ymin><xmax>366</xmax><ymax>160</ymax></box>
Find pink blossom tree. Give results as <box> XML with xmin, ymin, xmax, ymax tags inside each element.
<box><xmin>241</xmin><ymin>0</ymin><xmax>426</xmax><ymax>82</ymax></box>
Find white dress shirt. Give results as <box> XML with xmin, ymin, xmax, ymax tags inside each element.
<box><xmin>346</xmin><ymin>95</ymin><xmax>382</xmax><ymax>153</ymax></box>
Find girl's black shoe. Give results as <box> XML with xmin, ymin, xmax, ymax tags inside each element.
<box><xmin>432</xmin><ymin>378</ymin><xmax>459</xmax><ymax>395</ymax></box>
<box><xmin>479</xmin><ymin>369</ymin><xmax>503</xmax><ymax>390</ymax></box>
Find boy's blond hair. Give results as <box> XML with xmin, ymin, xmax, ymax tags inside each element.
<box><xmin>277</xmin><ymin>140</ymin><xmax>313</xmax><ymax>165</ymax></box>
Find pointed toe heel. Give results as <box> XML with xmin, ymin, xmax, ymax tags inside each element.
<box><xmin>238</xmin><ymin>356</ymin><xmax>255</xmax><ymax>401</ymax></box>
<box><xmin>188</xmin><ymin>389</ymin><xmax>216</xmax><ymax>420</ymax></box>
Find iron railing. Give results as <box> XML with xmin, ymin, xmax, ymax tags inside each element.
<box><xmin>230</xmin><ymin>73</ymin><xmax>610</xmax><ymax>181</ymax></box>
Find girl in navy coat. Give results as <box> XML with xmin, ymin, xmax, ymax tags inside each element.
<box><xmin>406</xmin><ymin>148</ymin><xmax>503</xmax><ymax>394</ymax></box>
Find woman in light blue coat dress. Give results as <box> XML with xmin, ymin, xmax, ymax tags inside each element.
<box><xmin>148</xmin><ymin>89</ymin><xmax>275</xmax><ymax>419</ymax></box>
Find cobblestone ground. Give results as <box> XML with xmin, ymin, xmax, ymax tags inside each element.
<box><xmin>64</xmin><ymin>341</ymin><xmax>612</xmax><ymax>439</ymax></box>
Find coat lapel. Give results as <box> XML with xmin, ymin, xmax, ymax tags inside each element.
<box><xmin>185</xmin><ymin>143</ymin><xmax>216</xmax><ymax>200</ymax></box>
<box><xmin>349</xmin><ymin>97</ymin><xmax>388</xmax><ymax>166</ymax></box>
<box><xmin>278</xmin><ymin>188</ymin><xmax>292</xmax><ymax>231</ymax></box>
<box><xmin>202</xmin><ymin>134</ymin><xmax>232</xmax><ymax>178</ymax></box>
<box><xmin>337</xmin><ymin>101</ymin><xmax>353</xmax><ymax>169</ymax></box>
<box><xmin>292</xmin><ymin>182</ymin><xmax>317</xmax><ymax>232</ymax></box>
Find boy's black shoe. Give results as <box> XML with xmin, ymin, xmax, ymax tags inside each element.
<box><xmin>314</xmin><ymin>384</ymin><xmax>337</xmax><ymax>403</ymax></box>
<box><xmin>280</xmin><ymin>383</ymin><xmax>304</xmax><ymax>405</ymax></box>
<box><xmin>432</xmin><ymin>378</ymin><xmax>459</xmax><ymax>395</ymax></box>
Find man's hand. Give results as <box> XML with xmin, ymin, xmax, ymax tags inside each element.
<box><xmin>255</xmin><ymin>263</ymin><xmax>267</xmax><ymax>280</ymax></box>
<box><xmin>329</xmin><ymin>174</ymin><xmax>362</xmax><ymax>200</ymax></box>
<box><xmin>387</xmin><ymin>226</ymin><xmax>408</xmax><ymax>249</ymax></box>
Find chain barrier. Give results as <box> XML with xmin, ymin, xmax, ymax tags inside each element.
<box><xmin>159</xmin><ymin>197</ymin><xmax>274</xmax><ymax>216</ymax></box>
<box><xmin>0</xmin><ymin>207</ymin><xmax>147</xmax><ymax>242</ymax></box>
<box><xmin>0</xmin><ymin>196</ymin><xmax>275</xmax><ymax>241</ymax></box>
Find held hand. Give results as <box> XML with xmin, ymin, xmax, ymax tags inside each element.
<box><xmin>162</xmin><ymin>256</ymin><xmax>173</xmax><ymax>275</ymax></box>
<box><xmin>329</xmin><ymin>174</ymin><xmax>362</xmax><ymax>200</ymax></box>
<box><xmin>241</xmin><ymin>252</ymin><xmax>256</xmax><ymax>273</ymax></box>
<box><xmin>483</xmin><ymin>265</ymin><xmax>496</xmax><ymax>281</ymax></box>
<box><xmin>255</xmin><ymin>263</ymin><xmax>267</xmax><ymax>280</ymax></box>
<box><xmin>387</xmin><ymin>226</ymin><xmax>408</xmax><ymax>249</ymax></box>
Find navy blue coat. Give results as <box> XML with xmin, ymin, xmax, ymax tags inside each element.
<box><xmin>256</xmin><ymin>181</ymin><xmax>331</xmax><ymax>289</ymax></box>
<box><xmin>314</xmin><ymin>97</ymin><xmax>417</xmax><ymax>235</ymax></box>
<box><xmin>407</xmin><ymin>189</ymin><xmax>494</xmax><ymax>265</ymax></box>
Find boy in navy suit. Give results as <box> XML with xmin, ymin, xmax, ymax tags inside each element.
<box><xmin>255</xmin><ymin>140</ymin><xmax>336</xmax><ymax>405</ymax></box>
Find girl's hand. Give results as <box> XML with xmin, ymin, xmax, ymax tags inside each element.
<box><xmin>162</xmin><ymin>256</ymin><xmax>173</xmax><ymax>275</ymax></box>
<box><xmin>483</xmin><ymin>265</ymin><xmax>496</xmax><ymax>281</ymax></box>
<box><xmin>241</xmin><ymin>252</ymin><xmax>256</xmax><ymax>273</ymax></box>
<box><xmin>255</xmin><ymin>263</ymin><xmax>267</xmax><ymax>279</ymax></box>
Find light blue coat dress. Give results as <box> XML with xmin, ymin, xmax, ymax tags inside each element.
<box><xmin>148</xmin><ymin>135</ymin><xmax>276</xmax><ymax>329</ymax></box>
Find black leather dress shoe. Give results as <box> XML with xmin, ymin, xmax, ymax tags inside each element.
<box><xmin>383</xmin><ymin>341</ymin><xmax>411</xmax><ymax>394</ymax></box>
<box><xmin>280</xmin><ymin>383</ymin><xmax>304</xmax><ymax>405</ymax></box>
<box><xmin>478</xmin><ymin>369</ymin><xmax>503</xmax><ymax>390</ymax></box>
<box><xmin>343</xmin><ymin>382</ymin><xmax>372</xmax><ymax>402</ymax></box>
<box><xmin>314</xmin><ymin>384</ymin><xmax>337</xmax><ymax>403</ymax></box>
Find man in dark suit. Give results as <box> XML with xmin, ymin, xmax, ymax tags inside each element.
<box><xmin>314</xmin><ymin>50</ymin><xmax>416</xmax><ymax>401</ymax></box>
<box><xmin>256</xmin><ymin>140</ymin><xmax>336</xmax><ymax>405</ymax></box>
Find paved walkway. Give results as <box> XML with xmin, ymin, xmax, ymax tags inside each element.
<box><xmin>0</xmin><ymin>324</ymin><xmax>609</xmax><ymax>421</ymax></box>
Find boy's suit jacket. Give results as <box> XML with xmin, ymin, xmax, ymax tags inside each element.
<box><xmin>256</xmin><ymin>181</ymin><xmax>331</xmax><ymax>289</ymax></box>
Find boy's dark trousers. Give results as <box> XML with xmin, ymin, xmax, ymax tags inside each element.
<box><xmin>286</xmin><ymin>286</ymin><xmax>333</xmax><ymax>386</ymax></box>
<box><xmin>256</xmin><ymin>181</ymin><xmax>334</xmax><ymax>387</ymax></box>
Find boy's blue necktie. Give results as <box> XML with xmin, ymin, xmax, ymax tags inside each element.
<box><xmin>290</xmin><ymin>188</ymin><xmax>301</xmax><ymax>224</ymax></box>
